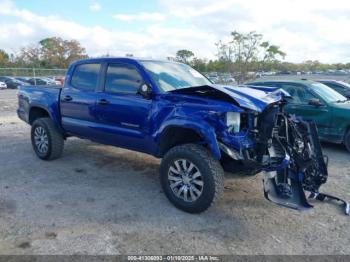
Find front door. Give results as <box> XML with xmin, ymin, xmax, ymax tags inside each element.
<box><xmin>94</xmin><ymin>62</ymin><xmax>153</xmax><ymax>153</ymax></box>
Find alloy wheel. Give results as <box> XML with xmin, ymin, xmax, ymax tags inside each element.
<box><xmin>33</xmin><ymin>126</ymin><xmax>49</xmax><ymax>154</ymax></box>
<box><xmin>168</xmin><ymin>159</ymin><xmax>204</xmax><ymax>202</ymax></box>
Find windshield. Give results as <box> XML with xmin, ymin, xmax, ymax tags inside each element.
<box><xmin>141</xmin><ymin>61</ymin><xmax>211</xmax><ymax>92</ymax></box>
<box><xmin>310</xmin><ymin>83</ymin><xmax>347</xmax><ymax>103</ymax></box>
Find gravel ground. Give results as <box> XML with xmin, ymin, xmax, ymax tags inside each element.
<box><xmin>0</xmin><ymin>89</ymin><xmax>349</xmax><ymax>255</ymax></box>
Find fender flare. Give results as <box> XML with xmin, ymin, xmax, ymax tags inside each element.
<box><xmin>154</xmin><ymin>118</ymin><xmax>221</xmax><ymax>159</ymax></box>
<box><xmin>29</xmin><ymin>104</ymin><xmax>64</xmax><ymax>133</ymax></box>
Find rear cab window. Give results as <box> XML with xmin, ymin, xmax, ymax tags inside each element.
<box><xmin>71</xmin><ymin>63</ymin><xmax>101</xmax><ymax>91</ymax></box>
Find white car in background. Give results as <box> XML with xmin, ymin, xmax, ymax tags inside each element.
<box><xmin>0</xmin><ymin>81</ymin><xmax>7</xmax><ymax>90</ymax></box>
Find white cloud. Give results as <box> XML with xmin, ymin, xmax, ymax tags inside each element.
<box><xmin>113</xmin><ymin>12</ymin><xmax>165</xmax><ymax>22</ymax></box>
<box><xmin>0</xmin><ymin>0</ymin><xmax>207</xmax><ymax>60</ymax></box>
<box><xmin>0</xmin><ymin>0</ymin><xmax>350</xmax><ymax>63</ymax></box>
<box><xmin>160</xmin><ymin>0</ymin><xmax>350</xmax><ymax>63</ymax></box>
<box><xmin>89</xmin><ymin>2</ymin><xmax>101</xmax><ymax>12</ymax></box>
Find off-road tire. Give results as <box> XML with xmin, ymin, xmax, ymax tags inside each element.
<box><xmin>160</xmin><ymin>144</ymin><xmax>224</xmax><ymax>213</ymax></box>
<box><xmin>31</xmin><ymin>117</ymin><xmax>64</xmax><ymax>160</ymax></box>
<box><xmin>344</xmin><ymin>130</ymin><xmax>350</xmax><ymax>153</ymax></box>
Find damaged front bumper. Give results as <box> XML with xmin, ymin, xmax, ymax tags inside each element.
<box><xmin>261</xmin><ymin>118</ymin><xmax>349</xmax><ymax>216</ymax></box>
<box><xmin>219</xmin><ymin>104</ymin><xmax>349</xmax><ymax>216</ymax></box>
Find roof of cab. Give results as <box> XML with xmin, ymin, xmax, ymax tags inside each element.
<box><xmin>71</xmin><ymin>57</ymin><xmax>180</xmax><ymax>65</ymax></box>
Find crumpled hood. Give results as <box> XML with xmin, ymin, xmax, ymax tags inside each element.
<box><xmin>211</xmin><ymin>84</ymin><xmax>287</xmax><ymax>112</ymax></box>
<box><xmin>170</xmin><ymin>84</ymin><xmax>287</xmax><ymax>112</ymax></box>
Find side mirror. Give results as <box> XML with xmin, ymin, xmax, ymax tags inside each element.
<box><xmin>308</xmin><ymin>98</ymin><xmax>322</xmax><ymax>106</ymax></box>
<box><xmin>137</xmin><ymin>83</ymin><xmax>152</xmax><ymax>99</ymax></box>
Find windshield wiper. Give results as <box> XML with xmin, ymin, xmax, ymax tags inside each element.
<box><xmin>335</xmin><ymin>99</ymin><xmax>348</xmax><ymax>103</ymax></box>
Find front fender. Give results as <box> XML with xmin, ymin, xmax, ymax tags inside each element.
<box><xmin>154</xmin><ymin>118</ymin><xmax>221</xmax><ymax>159</ymax></box>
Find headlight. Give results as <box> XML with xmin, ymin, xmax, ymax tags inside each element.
<box><xmin>226</xmin><ymin>112</ymin><xmax>240</xmax><ymax>133</ymax></box>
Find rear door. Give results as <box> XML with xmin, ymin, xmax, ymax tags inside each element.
<box><xmin>94</xmin><ymin>62</ymin><xmax>153</xmax><ymax>153</ymax></box>
<box><xmin>280</xmin><ymin>83</ymin><xmax>332</xmax><ymax>138</ymax></box>
<box><xmin>60</xmin><ymin>62</ymin><xmax>102</xmax><ymax>139</ymax></box>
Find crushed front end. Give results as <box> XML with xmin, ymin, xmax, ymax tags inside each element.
<box><xmin>218</xmin><ymin>98</ymin><xmax>349</xmax><ymax>215</ymax></box>
<box><xmin>171</xmin><ymin>84</ymin><xmax>348</xmax><ymax>215</ymax></box>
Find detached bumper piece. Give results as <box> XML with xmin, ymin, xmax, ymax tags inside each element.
<box><xmin>309</xmin><ymin>192</ymin><xmax>350</xmax><ymax>216</ymax></box>
<box><xmin>263</xmin><ymin>173</ymin><xmax>350</xmax><ymax>216</ymax></box>
<box><xmin>263</xmin><ymin>171</ymin><xmax>312</xmax><ymax>211</ymax></box>
<box><xmin>262</xmin><ymin>118</ymin><xmax>349</xmax><ymax>216</ymax></box>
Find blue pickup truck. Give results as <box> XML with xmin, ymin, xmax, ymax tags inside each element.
<box><xmin>17</xmin><ymin>57</ymin><xmax>348</xmax><ymax>214</ymax></box>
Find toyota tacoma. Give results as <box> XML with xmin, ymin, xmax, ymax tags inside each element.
<box><xmin>17</xmin><ymin>58</ymin><xmax>349</xmax><ymax>215</ymax></box>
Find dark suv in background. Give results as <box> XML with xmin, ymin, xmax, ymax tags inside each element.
<box><xmin>317</xmin><ymin>80</ymin><xmax>350</xmax><ymax>99</ymax></box>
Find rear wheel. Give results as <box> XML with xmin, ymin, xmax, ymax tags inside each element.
<box><xmin>160</xmin><ymin>144</ymin><xmax>224</xmax><ymax>213</ymax></box>
<box><xmin>31</xmin><ymin>117</ymin><xmax>64</xmax><ymax>160</ymax></box>
<box><xmin>344</xmin><ymin>130</ymin><xmax>350</xmax><ymax>153</ymax></box>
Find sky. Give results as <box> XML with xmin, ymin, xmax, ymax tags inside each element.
<box><xmin>0</xmin><ymin>0</ymin><xmax>350</xmax><ymax>63</ymax></box>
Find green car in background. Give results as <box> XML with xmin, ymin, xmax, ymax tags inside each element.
<box><xmin>246</xmin><ymin>80</ymin><xmax>350</xmax><ymax>152</ymax></box>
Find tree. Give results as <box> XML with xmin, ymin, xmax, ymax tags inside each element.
<box><xmin>17</xmin><ymin>37</ymin><xmax>88</xmax><ymax>68</ymax></box>
<box><xmin>215</xmin><ymin>30</ymin><xmax>286</xmax><ymax>83</ymax></box>
<box><xmin>0</xmin><ymin>49</ymin><xmax>10</xmax><ymax>66</ymax></box>
<box><xmin>39</xmin><ymin>37</ymin><xmax>88</xmax><ymax>68</ymax></box>
<box><xmin>260</xmin><ymin>42</ymin><xmax>286</xmax><ymax>72</ymax></box>
<box><xmin>233</xmin><ymin>31</ymin><xmax>261</xmax><ymax>82</ymax></box>
<box><xmin>17</xmin><ymin>45</ymin><xmax>41</xmax><ymax>67</ymax></box>
<box><xmin>175</xmin><ymin>49</ymin><xmax>194</xmax><ymax>64</ymax></box>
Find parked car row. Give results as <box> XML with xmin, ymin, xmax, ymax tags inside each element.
<box><xmin>255</xmin><ymin>69</ymin><xmax>350</xmax><ymax>77</ymax></box>
<box><xmin>0</xmin><ymin>76</ymin><xmax>65</xmax><ymax>89</ymax></box>
<box><xmin>0</xmin><ymin>77</ymin><xmax>30</xmax><ymax>89</ymax></box>
<box><xmin>245</xmin><ymin>79</ymin><xmax>350</xmax><ymax>152</ymax></box>
<box><xmin>204</xmin><ymin>72</ymin><xmax>237</xmax><ymax>84</ymax></box>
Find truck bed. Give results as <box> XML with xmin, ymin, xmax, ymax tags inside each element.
<box><xmin>17</xmin><ymin>85</ymin><xmax>62</xmax><ymax>126</ymax></box>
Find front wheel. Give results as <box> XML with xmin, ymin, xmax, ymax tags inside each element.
<box><xmin>160</xmin><ymin>144</ymin><xmax>224</xmax><ymax>213</ymax></box>
<box><xmin>344</xmin><ymin>130</ymin><xmax>350</xmax><ymax>153</ymax></box>
<box><xmin>31</xmin><ymin>117</ymin><xmax>64</xmax><ymax>160</ymax></box>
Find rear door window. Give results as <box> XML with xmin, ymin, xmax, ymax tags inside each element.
<box><xmin>71</xmin><ymin>63</ymin><xmax>101</xmax><ymax>91</ymax></box>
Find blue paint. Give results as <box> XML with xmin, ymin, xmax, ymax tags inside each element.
<box><xmin>17</xmin><ymin>57</ymin><xmax>285</xmax><ymax>164</ymax></box>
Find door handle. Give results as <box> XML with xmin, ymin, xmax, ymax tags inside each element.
<box><xmin>98</xmin><ymin>99</ymin><xmax>110</xmax><ymax>105</ymax></box>
<box><xmin>63</xmin><ymin>95</ymin><xmax>72</xmax><ymax>101</ymax></box>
